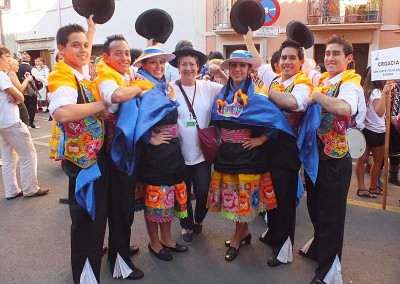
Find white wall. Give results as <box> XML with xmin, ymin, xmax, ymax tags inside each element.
<box><xmin>3</xmin><ymin>0</ymin><xmax>208</xmax><ymax>54</ymax></box>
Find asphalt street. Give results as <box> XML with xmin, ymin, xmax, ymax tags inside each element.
<box><xmin>0</xmin><ymin>113</ymin><xmax>399</xmax><ymax>284</ymax></box>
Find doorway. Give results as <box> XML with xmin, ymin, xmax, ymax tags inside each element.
<box><xmin>225</xmin><ymin>44</ymin><xmax>260</xmax><ymax>60</ymax></box>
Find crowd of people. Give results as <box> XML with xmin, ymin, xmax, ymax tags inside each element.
<box><xmin>1</xmin><ymin>12</ymin><xmax>400</xmax><ymax>284</ymax></box>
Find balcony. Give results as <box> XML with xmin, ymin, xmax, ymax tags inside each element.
<box><xmin>307</xmin><ymin>0</ymin><xmax>383</xmax><ymax>26</ymax></box>
<box><xmin>213</xmin><ymin>0</ymin><xmax>235</xmax><ymax>34</ymax></box>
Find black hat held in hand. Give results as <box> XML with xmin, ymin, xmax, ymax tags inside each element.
<box><xmin>72</xmin><ymin>0</ymin><xmax>115</xmax><ymax>24</ymax></box>
<box><xmin>230</xmin><ymin>0</ymin><xmax>266</xmax><ymax>34</ymax></box>
<box><xmin>135</xmin><ymin>9</ymin><xmax>174</xmax><ymax>44</ymax></box>
<box><xmin>286</xmin><ymin>20</ymin><xmax>314</xmax><ymax>49</ymax></box>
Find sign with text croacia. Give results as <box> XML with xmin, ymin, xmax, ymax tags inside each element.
<box><xmin>371</xmin><ymin>47</ymin><xmax>400</xmax><ymax>81</ymax></box>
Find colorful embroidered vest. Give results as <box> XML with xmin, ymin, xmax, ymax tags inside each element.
<box><xmin>316</xmin><ymin>81</ymin><xmax>351</xmax><ymax>158</ymax></box>
<box><xmin>270</xmin><ymin>79</ymin><xmax>304</xmax><ymax>133</ymax></box>
<box><xmin>62</xmin><ymin>79</ymin><xmax>104</xmax><ymax>168</ymax></box>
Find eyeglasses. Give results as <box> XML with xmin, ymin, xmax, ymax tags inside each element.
<box><xmin>180</xmin><ymin>62</ymin><xmax>197</xmax><ymax>68</ymax></box>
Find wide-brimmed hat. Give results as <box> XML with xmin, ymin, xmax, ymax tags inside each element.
<box><xmin>72</xmin><ymin>0</ymin><xmax>115</xmax><ymax>24</ymax></box>
<box><xmin>286</xmin><ymin>20</ymin><xmax>314</xmax><ymax>49</ymax></box>
<box><xmin>135</xmin><ymin>9</ymin><xmax>174</xmax><ymax>44</ymax></box>
<box><xmin>169</xmin><ymin>46</ymin><xmax>208</xmax><ymax>68</ymax></box>
<box><xmin>132</xmin><ymin>46</ymin><xmax>175</xmax><ymax>67</ymax></box>
<box><xmin>230</xmin><ymin>0</ymin><xmax>265</xmax><ymax>35</ymax></box>
<box><xmin>221</xmin><ymin>50</ymin><xmax>260</xmax><ymax>70</ymax></box>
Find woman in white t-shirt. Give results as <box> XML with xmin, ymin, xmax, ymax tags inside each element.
<box><xmin>169</xmin><ymin>46</ymin><xmax>227</xmax><ymax>244</ymax></box>
<box><xmin>355</xmin><ymin>69</ymin><xmax>395</xmax><ymax>197</ymax></box>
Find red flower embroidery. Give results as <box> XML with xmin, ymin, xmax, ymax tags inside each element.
<box><xmin>64</xmin><ymin>120</ymin><xmax>85</xmax><ymax>138</ymax></box>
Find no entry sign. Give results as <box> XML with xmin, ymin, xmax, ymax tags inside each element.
<box><xmin>260</xmin><ymin>0</ymin><xmax>281</xmax><ymax>26</ymax></box>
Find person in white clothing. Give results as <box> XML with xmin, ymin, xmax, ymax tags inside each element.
<box><xmin>34</xmin><ymin>57</ymin><xmax>49</xmax><ymax>111</ymax></box>
<box><xmin>0</xmin><ymin>45</ymin><xmax>48</xmax><ymax>199</ymax></box>
<box><xmin>355</xmin><ymin>68</ymin><xmax>395</xmax><ymax>197</ymax></box>
<box><xmin>169</xmin><ymin>46</ymin><xmax>227</xmax><ymax>244</ymax></box>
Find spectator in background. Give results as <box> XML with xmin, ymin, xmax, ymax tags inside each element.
<box><xmin>315</xmin><ymin>62</ymin><xmax>326</xmax><ymax>73</ymax></box>
<box><xmin>389</xmin><ymin>80</ymin><xmax>400</xmax><ymax>186</ymax></box>
<box><xmin>165</xmin><ymin>40</ymin><xmax>193</xmax><ymax>83</ymax></box>
<box><xmin>16</xmin><ymin>51</ymin><xmax>43</xmax><ymax>129</ymax></box>
<box><xmin>34</xmin><ymin>57</ymin><xmax>50</xmax><ymax>112</ymax></box>
<box><xmin>201</xmin><ymin>51</ymin><xmax>224</xmax><ymax>79</ymax></box>
<box><xmin>270</xmin><ymin>50</ymin><xmax>281</xmax><ymax>73</ymax></box>
<box><xmin>7</xmin><ymin>58</ymin><xmax>32</xmax><ymax>125</ymax></box>
<box><xmin>129</xmin><ymin>48</ymin><xmax>142</xmax><ymax>79</ymax></box>
<box><xmin>355</xmin><ymin>69</ymin><xmax>395</xmax><ymax>197</ymax></box>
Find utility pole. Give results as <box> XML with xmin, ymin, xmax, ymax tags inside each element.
<box><xmin>0</xmin><ymin>1</ymin><xmax>4</xmax><ymax>45</ymax></box>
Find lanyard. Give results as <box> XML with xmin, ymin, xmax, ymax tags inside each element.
<box><xmin>185</xmin><ymin>82</ymin><xmax>197</xmax><ymax>112</ymax></box>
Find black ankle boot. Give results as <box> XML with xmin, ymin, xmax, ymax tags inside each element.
<box><xmin>389</xmin><ymin>170</ymin><xmax>400</xmax><ymax>186</ymax></box>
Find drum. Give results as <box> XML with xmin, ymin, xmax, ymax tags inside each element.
<box><xmin>346</xmin><ymin>128</ymin><xmax>366</xmax><ymax>159</ymax></box>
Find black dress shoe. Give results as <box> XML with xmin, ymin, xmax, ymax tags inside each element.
<box><xmin>225</xmin><ymin>245</ymin><xmax>239</xmax><ymax>261</ymax></box>
<box><xmin>161</xmin><ymin>242</ymin><xmax>188</xmax><ymax>252</ymax></box>
<box><xmin>26</xmin><ymin>188</ymin><xmax>49</xmax><ymax>197</ymax></box>
<box><xmin>259</xmin><ymin>232</ymin><xmax>272</xmax><ymax>246</ymax></box>
<box><xmin>299</xmin><ymin>249</ymin><xmax>318</xmax><ymax>261</ymax></box>
<box><xmin>126</xmin><ymin>266</ymin><xmax>144</xmax><ymax>280</ymax></box>
<box><xmin>6</xmin><ymin>191</ymin><xmax>23</xmax><ymax>200</ymax></box>
<box><xmin>129</xmin><ymin>245</ymin><xmax>139</xmax><ymax>256</ymax></box>
<box><xmin>225</xmin><ymin>233</ymin><xmax>251</xmax><ymax>247</ymax></box>
<box><xmin>59</xmin><ymin>197</ymin><xmax>69</xmax><ymax>204</ymax></box>
<box><xmin>267</xmin><ymin>254</ymin><xmax>283</xmax><ymax>267</ymax></box>
<box><xmin>148</xmin><ymin>244</ymin><xmax>173</xmax><ymax>261</ymax></box>
<box><xmin>310</xmin><ymin>276</ymin><xmax>326</xmax><ymax>284</ymax></box>
<box><xmin>102</xmin><ymin>246</ymin><xmax>108</xmax><ymax>257</ymax></box>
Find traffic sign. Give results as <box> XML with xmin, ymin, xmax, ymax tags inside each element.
<box><xmin>260</xmin><ymin>0</ymin><xmax>281</xmax><ymax>26</ymax></box>
<box><xmin>253</xmin><ymin>26</ymin><xmax>280</xmax><ymax>37</ymax></box>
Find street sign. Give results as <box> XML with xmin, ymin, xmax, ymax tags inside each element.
<box><xmin>253</xmin><ymin>26</ymin><xmax>280</xmax><ymax>37</ymax></box>
<box><xmin>371</xmin><ymin>47</ymin><xmax>400</xmax><ymax>81</ymax></box>
<box><xmin>260</xmin><ymin>0</ymin><xmax>281</xmax><ymax>26</ymax></box>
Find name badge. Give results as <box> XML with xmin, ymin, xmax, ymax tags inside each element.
<box><xmin>186</xmin><ymin>120</ymin><xmax>196</xmax><ymax>127</ymax></box>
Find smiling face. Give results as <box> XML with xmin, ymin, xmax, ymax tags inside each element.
<box><xmin>141</xmin><ymin>56</ymin><xmax>166</xmax><ymax>80</ymax></box>
<box><xmin>229</xmin><ymin>62</ymin><xmax>251</xmax><ymax>87</ymax></box>
<box><xmin>324</xmin><ymin>43</ymin><xmax>353</xmax><ymax>78</ymax></box>
<box><xmin>178</xmin><ymin>55</ymin><xmax>199</xmax><ymax>83</ymax></box>
<box><xmin>58</xmin><ymin>31</ymin><xmax>89</xmax><ymax>73</ymax></box>
<box><xmin>279</xmin><ymin>47</ymin><xmax>304</xmax><ymax>81</ymax></box>
<box><xmin>103</xmin><ymin>40</ymin><xmax>131</xmax><ymax>75</ymax></box>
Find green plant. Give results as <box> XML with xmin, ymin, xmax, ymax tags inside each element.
<box><xmin>367</xmin><ymin>0</ymin><xmax>383</xmax><ymax>11</ymax></box>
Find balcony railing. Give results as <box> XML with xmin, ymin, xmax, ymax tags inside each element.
<box><xmin>213</xmin><ymin>0</ymin><xmax>233</xmax><ymax>30</ymax></box>
<box><xmin>307</xmin><ymin>0</ymin><xmax>382</xmax><ymax>25</ymax></box>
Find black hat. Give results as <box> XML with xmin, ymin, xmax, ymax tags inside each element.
<box><xmin>230</xmin><ymin>0</ymin><xmax>266</xmax><ymax>35</ymax></box>
<box><xmin>170</xmin><ymin>46</ymin><xmax>208</xmax><ymax>68</ymax></box>
<box><xmin>286</xmin><ymin>20</ymin><xmax>314</xmax><ymax>49</ymax></box>
<box><xmin>72</xmin><ymin>0</ymin><xmax>115</xmax><ymax>24</ymax></box>
<box><xmin>135</xmin><ymin>9</ymin><xmax>174</xmax><ymax>44</ymax></box>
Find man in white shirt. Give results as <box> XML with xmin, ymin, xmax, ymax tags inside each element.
<box><xmin>34</xmin><ymin>57</ymin><xmax>50</xmax><ymax>111</ymax></box>
<box><xmin>0</xmin><ymin>45</ymin><xmax>48</xmax><ymax>199</ymax></box>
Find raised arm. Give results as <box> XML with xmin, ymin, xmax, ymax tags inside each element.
<box><xmin>243</xmin><ymin>27</ymin><xmax>264</xmax><ymax>67</ymax></box>
<box><xmin>9</xmin><ymin>71</ymin><xmax>32</xmax><ymax>93</ymax></box>
<box><xmin>86</xmin><ymin>15</ymin><xmax>96</xmax><ymax>56</ymax></box>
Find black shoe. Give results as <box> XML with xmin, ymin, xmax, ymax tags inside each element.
<box><xmin>102</xmin><ymin>246</ymin><xmax>108</xmax><ymax>257</ymax></box>
<box><xmin>225</xmin><ymin>233</ymin><xmax>251</xmax><ymax>247</ymax></box>
<box><xmin>259</xmin><ymin>230</ymin><xmax>272</xmax><ymax>246</ymax></box>
<box><xmin>59</xmin><ymin>197</ymin><xmax>69</xmax><ymax>204</ymax></box>
<box><xmin>129</xmin><ymin>245</ymin><xmax>139</xmax><ymax>256</ymax></box>
<box><xmin>299</xmin><ymin>249</ymin><xmax>318</xmax><ymax>261</ymax></box>
<box><xmin>267</xmin><ymin>254</ymin><xmax>283</xmax><ymax>267</ymax></box>
<box><xmin>389</xmin><ymin>177</ymin><xmax>400</xmax><ymax>186</ymax></box>
<box><xmin>148</xmin><ymin>244</ymin><xmax>173</xmax><ymax>261</ymax></box>
<box><xmin>193</xmin><ymin>223</ymin><xmax>203</xmax><ymax>235</ymax></box>
<box><xmin>126</xmin><ymin>266</ymin><xmax>144</xmax><ymax>280</ymax></box>
<box><xmin>310</xmin><ymin>276</ymin><xmax>326</xmax><ymax>284</ymax></box>
<box><xmin>161</xmin><ymin>242</ymin><xmax>188</xmax><ymax>252</ymax></box>
<box><xmin>29</xmin><ymin>125</ymin><xmax>40</xmax><ymax>129</ymax></box>
<box><xmin>45</xmin><ymin>109</ymin><xmax>49</xmax><ymax>113</ymax></box>
<box><xmin>26</xmin><ymin>188</ymin><xmax>49</xmax><ymax>197</ymax></box>
<box><xmin>6</xmin><ymin>191</ymin><xmax>23</xmax><ymax>200</ymax></box>
<box><xmin>225</xmin><ymin>245</ymin><xmax>239</xmax><ymax>261</ymax></box>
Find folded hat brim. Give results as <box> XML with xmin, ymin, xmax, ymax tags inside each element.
<box><xmin>133</xmin><ymin>53</ymin><xmax>176</xmax><ymax>68</ymax></box>
<box><xmin>170</xmin><ymin>49</ymin><xmax>208</xmax><ymax>68</ymax></box>
<box><xmin>230</xmin><ymin>0</ymin><xmax>266</xmax><ymax>35</ymax></box>
<box><xmin>135</xmin><ymin>9</ymin><xmax>174</xmax><ymax>44</ymax></box>
<box><xmin>286</xmin><ymin>20</ymin><xmax>314</xmax><ymax>49</ymax></box>
<box><xmin>221</xmin><ymin>57</ymin><xmax>260</xmax><ymax>70</ymax></box>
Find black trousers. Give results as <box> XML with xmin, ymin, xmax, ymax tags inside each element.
<box><xmin>24</xmin><ymin>95</ymin><xmax>37</xmax><ymax>126</ymax></box>
<box><xmin>66</xmin><ymin>152</ymin><xmax>109</xmax><ymax>284</ymax></box>
<box><xmin>17</xmin><ymin>103</ymin><xmax>29</xmax><ymax>125</ymax></box>
<box><xmin>180</xmin><ymin>161</ymin><xmax>211</xmax><ymax>230</ymax></box>
<box><xmin>267</xmin><ymin>133</ymin><xmax>300</xmax><ymax>256</ymax></box>
<box><xmin>305</xmin><ymin>155</ymin><xmax>352</xmax><ymax>279</ymax></box>
<box><xmin>107</xmin><ymin>161</ymin><xmax>136</xmax><ymax>273</ymax></box>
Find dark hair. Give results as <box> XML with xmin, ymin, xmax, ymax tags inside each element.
<box><xmin>362</xmin><ymin>68</ymin><xmax>386</xmax><ymax>104</ymax></box>
<box><xmin>317</xmin><ymin>62</ymin><xmax>326</xmax><ymax>73</ymax></box>
<box><xmin>326</xmin><ymin>34</ymin><xmax>353</xmax><ymax>57</ymax></box>
<box><xmin>56</xmin><ymin>24</ymin><xmax>86</xmax><ymax>46</ymax></box>
<box><xmin>209</xmin><ymin>51</ymin><xmax>224</xmax><ymax>60</ymax></box>
<box><xmin>270</xmin><ymin>50</ymin><xmax>280</xmax><ymax>73</ymax></box>
<box><xmin>130</xmin><ymin>48</ymin><xmax>142</xmax><ymax>64</ymax></box>
<box><xmin>175</xmin><ymin>40</ymin><xmax>193</xmax><ymax>52</ymax></box>
<box><xmin>55</xmin><ymin>52</ymin><xmax>63</xmax><ymax>62</ymax></box>
<box><xmin>0</xmin><ymin>45</ymin><xmax>10</xmax><ymax>56</ymax></box>
<box><xmin>222</xmin><ymin>76</ymin><xmax>252</xmax><ymax>103</ymax></box>
<box><xmin>103</xmin><ymin>34</ymin><xmax>128</xmax><ymax>55</ymax></box>
<box><xmin>278</xmin><ymin>39</ymin><xmax>304</xmax><ymax>60</ymax></box>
